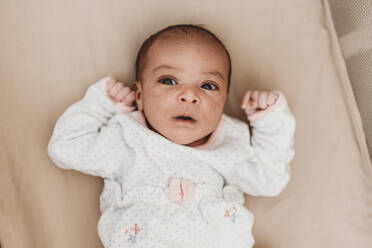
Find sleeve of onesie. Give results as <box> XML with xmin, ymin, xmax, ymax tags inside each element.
<box><xmin>47</xmin><ymin>76</ymin><xmax>134</xmax><ymax>179</ymax></box>
<box><xmin>230</xmin><ymin>91</ymin><xmax>296</xmax><ymax>197</ymax></box>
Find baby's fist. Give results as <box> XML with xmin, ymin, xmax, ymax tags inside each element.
<box><xmin>241</xmin><ymin>90</ymin><xmax>279</xmax><ymax>121</ymax></box>
<box><xmin>106</xmin><ymin>77</ymin><xmax>136</xmax><ymax>113</ymax></box>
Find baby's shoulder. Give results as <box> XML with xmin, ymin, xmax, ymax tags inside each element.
<box><xmin>221</xmin><ymin>114</ymin><xmax>251</xmax><ymax>139</ymax></box>
<box><xmin>222</xmin><ymin>114</ymin><xmax>248</xmax><ymax>130</ymax></box>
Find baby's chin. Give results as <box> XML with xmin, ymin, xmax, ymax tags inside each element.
<box><xmin>165</xmin><ymin>132</ymin><xmax>211</xmax><ymax>147</ymax></box>
<box><xmin>143</xmin><ymin>115</ymin><xmax>212</xmax><ymax>147</ymax></box>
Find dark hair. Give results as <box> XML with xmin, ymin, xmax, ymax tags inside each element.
<box><xmin>135</xmin><ymin>24</ymin><xmax>232</xmax><ymax>91</ymax></box>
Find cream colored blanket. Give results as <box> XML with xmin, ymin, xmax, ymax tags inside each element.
<box><xmin>1</xmin><ymin>0</ymin><xmax>371</xmax><ymax>247</ymax></box>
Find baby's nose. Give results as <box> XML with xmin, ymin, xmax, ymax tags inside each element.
<box><xmin>178</xmin><ymin>88</ymin><xmax>200</xmax><ymax>104</ymax></box>
<box><xmin>180</xmin><ymin>96</ymin><xmax>198</xmax><ymax>104</ymax></box>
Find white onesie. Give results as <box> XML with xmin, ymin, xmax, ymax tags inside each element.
<box><xmin>47</xmin><ymin>77</ymin><xmax>296</xmax><ymax>248</ymax></box>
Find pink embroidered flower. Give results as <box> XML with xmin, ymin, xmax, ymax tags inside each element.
<box><xmin>165</xmin><ymin>177</ymin><xmax>196</xmax><ymax>204</ymax></box>
<box><xmin>224</xmin><ymin>204</ymin><xmax>239</xmax><ymax>223</ymax></box>
<box><xmin>124</xmin><ymin>224</ymin><xmax>141</xmax><ymax>244</ymax></box>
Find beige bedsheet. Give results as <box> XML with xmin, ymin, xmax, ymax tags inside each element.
<box><xmin>1</xmin><ymin>0</ymin><xmax>371</xmax><ymax>247</ymax></box>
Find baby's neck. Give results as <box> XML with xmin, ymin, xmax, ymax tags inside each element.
<box><xmin>186</xmin><ymin>134</ymin><xmax>212</xmax><ymax>147</ymax></box>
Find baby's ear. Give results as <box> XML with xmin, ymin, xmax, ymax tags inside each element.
<box><xmin>134</xmin><ymin>81</ymin><xmax>143</xmax><ymax>112</ymax></box>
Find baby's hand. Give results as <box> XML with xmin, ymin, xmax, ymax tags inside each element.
<box><xmin>106</xmin><ymin>77</ymin><xmax>136</xmax><ymax>113</ymax></box>
<box><xmin>240</xmin><ymin>90</ymin><xmax>279</xmax><ymax>121</ymax></box>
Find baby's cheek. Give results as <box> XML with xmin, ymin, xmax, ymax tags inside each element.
<box><xmin>203</xmin><ymin>103</ymin><xmax>223</xmax><ymax>130</ymax></box>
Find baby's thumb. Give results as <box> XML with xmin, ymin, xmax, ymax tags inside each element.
<box><xmin>240</xmin><ymin>90</ymin><xmax>252</xmax><ymax>109</ymax></box>
<box><xmin>244</xmin><ymin>107</ymin><xmax>258</xmax><ymax>117</ymax></box>
<box><xmin>114</xmin><ymin>102</ymin><xmax>136</xmax><ymax>113</ymax></box>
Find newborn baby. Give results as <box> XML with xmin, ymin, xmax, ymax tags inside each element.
<box><xmin>48</xmin><ymin>24</ymin><xmax>296</xmax><ymax>248</ymax></box>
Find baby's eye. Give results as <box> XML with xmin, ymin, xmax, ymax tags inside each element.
<box><xmin>201</xmin><ymin>83</ymin><xmax>218</xmax><ymax>90</ymax></box>
<box><xmin>159</xmin><ymin>78</ymin><xmax>177</xmax><ymax>85</ymax></box>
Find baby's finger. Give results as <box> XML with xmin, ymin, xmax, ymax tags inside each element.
<box><xmin>245</xmin><ymin>107</ymin><xmax>256</xmax><ymax>116</ymax></box>
<box><xmin>120</xmin><ymin>91</ymin><xmax>135</xmax><ymax>106</ymax></box>
<box><xmin>250</xmin><ymin>90</ymin><xmax>259</xmax><ymax>108</ymax></box>
<box><xmin>267</xmin><ymin>91</ymin><xmax>278</xmax><ymax>106</ymax></box>
<box><xmin>241</xmin><ymin>90</ymin><xmax>252</xmax><ymax>109</ymax></box>
<box><xmin>109</xmin><ymin>82</ymin><xmax>124</xmax><ymax>97</ymax></box>
<box><xmin>114</xmin><ymin>87</ymin><xmax>131</xmax><ymax>102</ymax></box>
<box><xmin>258</xmin><ymin>91</ymin><xmax>268</xmax><ymax>109</ymax></box>
<box><xmin>106</xmin><ymin>78</ymin><xmax>116</xmax><ymax>92</ymax></box>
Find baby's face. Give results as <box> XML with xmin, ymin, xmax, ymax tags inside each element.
<box><xmin>135</xmin><ymin>38</ymin><xmax>229</xmax><ymax>147</ymax></box>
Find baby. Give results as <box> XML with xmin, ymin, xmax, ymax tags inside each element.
<box><xmin>48</xmin><ymin>24</ymin><xmax>296</xmax><ymax>248</ymax></box>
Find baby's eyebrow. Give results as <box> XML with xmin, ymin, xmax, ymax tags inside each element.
<box><xmin>152</xmin><ymin>64</ymin><xmax>180</xmax><ymax>73</ymax></box>
<box><xmin>204</xmin><ymin>71</ymin><xmax>225</xmax><ymax>81</ymax></box>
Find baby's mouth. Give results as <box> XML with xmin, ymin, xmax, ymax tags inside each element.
<box><xmin>173</xmin><ymin>115</ymin><xmax>196</xmax><ymax>123</ymax></box>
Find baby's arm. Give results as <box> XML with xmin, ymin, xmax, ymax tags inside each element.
<box><xmin>228</xmin><ymin>90</ymin><xmax>296</xmax><ymax>197</ymax></box>
<box><xmin>47</xmin><ymin>76</ymin><xmax>135</xmax><ymax>179</ymax></box>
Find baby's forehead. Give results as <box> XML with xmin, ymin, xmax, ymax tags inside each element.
<box><xmin>153</xmin><ymin>34</ymin><xmax>220</xmax><ymax>51</ymax></box>
<box><xmin>148</xmin><ymin>36</ymin><xmax>229</xmax><ymax>65</ymax></box>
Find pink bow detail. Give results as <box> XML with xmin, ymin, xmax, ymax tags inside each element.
<box><xmin>165</xmin><ymin>177</ymin><xmax>196</xmax><ymax>204</ymax></box>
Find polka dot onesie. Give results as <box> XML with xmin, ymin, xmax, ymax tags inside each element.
<box><xmin>48</xmin><ymin>77</ymin><xmax>296</xmax><ymax>248</ymax></box>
